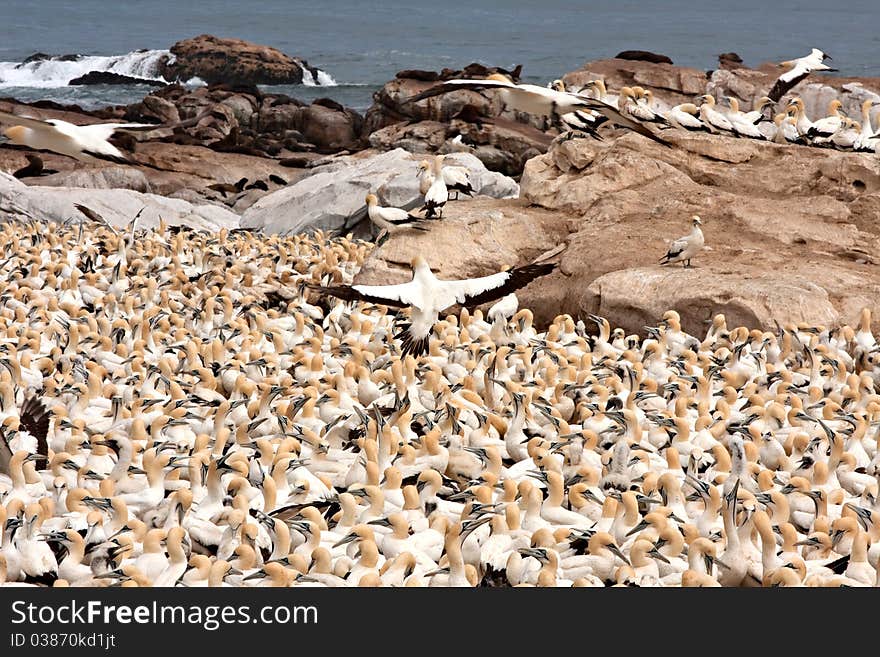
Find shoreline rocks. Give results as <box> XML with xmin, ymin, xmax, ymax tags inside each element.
<box><xmin>161</xmin><ymin>34</ymin><xmax>318</xmax><ymax>86</ymax></box>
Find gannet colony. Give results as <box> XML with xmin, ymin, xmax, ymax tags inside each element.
<box><xmin>0</xmin><ymin>48</ymin><xmax>879</xmax><ymax>587</ymax></box>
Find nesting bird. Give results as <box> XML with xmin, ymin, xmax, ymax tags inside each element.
<box><xmin>0</xmin><ymin>209</ymin><xmax>877</xmax><ymax>589</ymax></box>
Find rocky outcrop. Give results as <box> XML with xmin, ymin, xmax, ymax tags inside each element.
<box><xmin>161</xmin><ymin>34</ymin><xmax>317</xmax><ymax>86</ymax></box>
<box><xmin>0</xmin><ymin>172</ymin><xmax>238</xmax><ymax>231</ymax></box>
<box><xmin>69</xmin><ymin>71</ymin><xmax>167</xmax><ymax>86</ymax></box>
<box><xmin>355</xmin><ymin>129</ymin><xmax>880</xmax><ymax>335</ymax></box>
<box><xmin>361</xmin><ymin>65</ymin><xmax>554</xmax><ymax>175</ymax></box>
<box><xmin>241</xmin><ymin>148</ymin><xmax>519</xmax><ymax>236</ymax></box>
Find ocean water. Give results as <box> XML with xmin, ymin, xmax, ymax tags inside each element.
<box><xmin>2</xmin><ymin>0</ymin><xmax>879</xmax><ymax>112</ymax></box>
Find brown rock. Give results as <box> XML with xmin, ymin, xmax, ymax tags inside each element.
<box><xmin>615</xmin><ymin>50</ymin><xmax>674</xmax><ymax>65</ymax></box>
<box><xmin>358</xmin><ymin>128</ymin><xmax>880</xmax><ymax>336</ymax></box>
<box><xmin>162</xmin><ymin>34</ymin><xmax>307</xmax><ymax>86</ymax></box>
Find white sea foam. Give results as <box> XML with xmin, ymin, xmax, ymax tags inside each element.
<box><xmin>301</xmin><ymin>67</ymin><xmax>337</xmax><ymax>87</ymax></box>
<box><xmin>0</xmin><ymin>49</ymin><xmax>337</xmax><ymax>89</ymax></box>
<box><xmin>0</xmin><ymin>49</ymin><xmax>171</xmax><ymax>88</ymax></box>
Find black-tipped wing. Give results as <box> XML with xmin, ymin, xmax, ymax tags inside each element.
<box><xmin>767</xmin><ymin>59</ymin><xmax>815</xmax><ymax>102</ymax></box>
<box><xmin>448</xmin><ymin>262</ymin><xmax>556</xmax><ymax>309</ymax></box>
<box><xmin>576</xmin><ymin>99</ymin><xmax>670</xmax><ymax>147</ymax></box>
<box><xmin>19</xmin><ymin>394</ymin><xmax>50</xmax><ymax>458</ymax></box>
<box><xmin>405</xmin><ymin>79</ymin><xmax>515</xmax><ymax>104</ymax></box>
<box><xmin>310</xmin><ymin>281</ymin><xmax>416</xmax><ymax>309</ymax></box>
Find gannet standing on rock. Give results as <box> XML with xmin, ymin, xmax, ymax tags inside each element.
<box><xmin>768</xmin><ymin>48</ymin><xmax>837</xmax><ymax>102</ymax></box>
<box><xmin>312</xmin><ymin>257</ymin><xmax>555</xmax><ymax>356</ymax></box>
<box><xmin>364</xmin><ymin>193</ymin><xmax>429</xmax><ymax>245</ymax></box>
<box><xmin>698</xmin><ymin>95</ymin><xmax>735</xmax><ymax>133</ymax></box>
<box><xmin>724</xmin><ymin>98</ymin><xmax>766</xmax><ymax>139</ymax></box>
<box><xmin>420</xmin><ymin>155</ymin><xmax>449</xmax><ymax>219</ymax></box>
<box><xmin>417</xmin><ymin>159</ymin><xmax>474</xmax><ymax>200</ymax></box>
<box><xmin>660</xmin><ymin>216</ymin><xmax>704</xmax><ymax>268</ymax></box>
<box><xmin>807</xmin><ymin>99</ymin><xmax>845</xmax><ymax>139</ymax></box>
<box><xmin>854</xmin><ymin>100</ymin><xmax>880</xmax><ymax>153</ymax></box>
<box><xmin>664</xmin><ymin>103</ymin><xmax>707</xmax><ymax>131</ymax></box>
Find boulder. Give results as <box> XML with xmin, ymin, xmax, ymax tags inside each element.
<box><xmin>69</xmin><ymin>71</ymin><xmax>167</xmax><ymax>87</ymax></box>
<box><xmin>162</xmin><ymin>34</ymin><xmax>310</xmax><ymax>86</ymax></box>
<box><xmin>240</xmin><ymin>148</ymin><xmax>519</xmax><ymax>235</ymax></box>
<box><xmin>0</xmin><ymin>172</ymin><xmax>238</xmax><ymax>231</ymax></box>
<box><xmin>27</xmin><ymin>166</ymin><xmax>152</xmax><ymax>193</ymax></box>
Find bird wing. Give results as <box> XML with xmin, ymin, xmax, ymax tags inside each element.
<box><xmin>377</xmin><ymin>206</ymin><xmax>422</xmax><ymax>225</ymax></box>
<box><xmin>768</xmin><ymin>62</ymin><xmax>810</xmax><ymax>102</ymax></box>
<box><xmin>19</xmin><ymin>394</ymin><xmax>50</xmax><ymax>458</ymax></box>
<box><xmin>576</xmin><ymin>98</ymin><xmax>670</xmax><ymax>147</ymax></box>
<box><xmin>663</xmin><ymin>236</ymin><xmax>689</xmax><ymax>260</ymax></box>
<box><xmin>405</xmin><ymin>78</ymin><xmax>515</xmax><ymax>104</ymax></box>
<box><xmin>312</xmin><ymin>280</ymin><xmax>419</xmax><ymax>309</ymax></box>
<box><xmin>75</xmin><ymin>122</ymin><xmax>163</xmax><ymax>141</ymax></box>
<box><xmin>438</xmin><ymin>262</ymin><xmax>555</xmax><ymax>309</ymax></box>
<box><xmin>0</xmin><ymin>110</ymin><xmax>56</xmax><ymax>131</ymax></box>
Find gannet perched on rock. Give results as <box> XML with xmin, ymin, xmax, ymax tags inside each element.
<box><xmin>364</xmin><ymin>193</ymin><xmax>429</xmax><ymax>242</ymax></box>
<box><xmin>698</xmin><ymin>95</ymin><xmax>735</xmax><ymax>133</ymax></box>
<box><xmin>664</xmin><ymin>103</ymin><xmax>707</xmax><ymax>131</ymax></box>
<box><xmin>768</xmin><ymin>48</ymin><xmax>837</xmax><ymax>102</ymax></box>
<box><xmin>405</xmin><ymin>73</ymin><xmax>669</xmax><ymax>146</ymax></box>
<box><xmin>660</xmin><ymin>216</ymin><xmax>704</xmax><ymax>268</ymax></box>
<box><xmin>417</xmin><ymin>158</ymin><xmax>474</xmax><ymax>200</ymax></box>
<box><xmin>0</xmin><ymin>110</ymin><xmax>173</xmax><ymax>164</ymax></box>
<box><xmin>420</xmin><ymin>155</ymin><xmax>449</xmax><ymax>219</ymax></box>
<box><xmin>312</xmin><ymin>257</ymin><xmax>555</xmax><ymax>356</ymax></box>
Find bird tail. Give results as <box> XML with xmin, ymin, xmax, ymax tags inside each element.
<box><xmin>395</xmin><ymin>323</ymin><xmax>431</xmax><ymax>357</ymax></box>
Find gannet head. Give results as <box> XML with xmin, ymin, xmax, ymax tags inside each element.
<box><xmin>678</xmin><ymin>103</ymin><xmax>699</xmax><ymax>115</ymax></box>
<box><xmin>755</xmin><ymin>96</ymin><xmax>774</xmax><ymax>109</ymax></box>
<box><xmin>828</xmin><ymin>99</ymin><xmax>843</xmax><ymax>113</ymax></box>
<box><xmin>2</xmin><ymin>125</ymin><xmax>27</xmax><ymax>145</ymax></box>
<box><xmin>726</xmin><ymin>97</ymin><xmax>740</xmax><ymax>112</ymax></box>
<box><xmin>787</xmin><ymin>97</ymin><xmax>804</xmax><ymax>110</ymax></box>
<box><xmin>417</xmin><ymin>159</ymin><xmax>430</xmax><ymax>174</ymax></box>
<box><xmin>699</xmin><ymin>94</ymin><xmax>715</xmax><ymax>106</ymax></box>
<box><xmin>365</xmin><ymin>193</ymin><xmax>378</xmax><ymax>206</ymax></box>
<box><xmin>692</xmin><ymin>215</ymin><xmax>702</xmax><ymax>226</ymax></box>
<box><xmin>410</xmin><ymin>255</ymin><xmax>428</xmax><ymax>271</ymax></box>
<box><xmin>486</xmin><ymin>72</ymin><xmax>514</xmax><ymax>84</ymax></box>
<box><xmin>551</xmin><ymin>79</ymin><xmax>566</xmax><ymax>92</ymax></box>
<box><xmin>619</xmin><ymin>86</ymin><xmax>635</xmax><ymax>99</ymax></box>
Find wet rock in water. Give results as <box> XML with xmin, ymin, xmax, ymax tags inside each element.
<box><xmin>161</xmin><ymin>34</ymin><xmax>312</xmax><ymax>86</ymax></box>
<box><xmin>68</xmin><ymin>71</ymin><xmax>167</xmax><ymax>87</ymax></box>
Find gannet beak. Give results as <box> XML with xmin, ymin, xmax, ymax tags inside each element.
<box><xmin>333</xmin><ymin>532</ymin><xmax>359</xmax><ymax>548</ymax></box>
<box><xmin>647</xmin><ymin>544</ymin><xmax>669</xmax><ymax>563</ymax></box>
<box><xmin>367</xmin><ymin>517</ymin><xmax>393</xmax><ymax>528</ymax></box>
<box><xmin>626</xmin><ymin>519</ymin><xmax>649</xmax><ymax>537</ymax></box>
<box><xmin>607</xmin><ymin>543</ymin><xmax>630</xmax><ymax>565</ymax></box>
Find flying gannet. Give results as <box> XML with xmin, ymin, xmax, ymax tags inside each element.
<box><xmin>311</xmin><ymin>257</ymin><xmax>555</xmax><ymax>356</ymax></box>
<box><xmin>0</xmin><ymin>110</ymin><xmax>198</xmax><ymax>164</ymax></box>
<box><xmin>405</xmin><ymin>73</ymin><xmax>669</xmax><ymax>146</ymax></box>
<box><xmin>660</xmin><ymin>216</ymin><xmax>704</xmax><ymax>268</ymax></box>
<box><xmin>768</xmin><ymin>48</ymin><xmax>836</xmax><ymax>102</ymax></box>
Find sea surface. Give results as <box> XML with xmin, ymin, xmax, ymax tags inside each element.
<box><xmin>2</xmin><ymin>0</ymin><xmax>879</xmax><ymax>112</ymax></box>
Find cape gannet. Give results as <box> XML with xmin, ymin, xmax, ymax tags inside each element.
<box><xmin>405</xmin><ymin>73</ymin><xmax>669</xmax><ymax>146</ymax></box>
<box><xmin>660</xmin><ymin>216</ymin><xmax>704</xmax><ymax>268</ymax></box>
<box><xmin>768</xmin><ymin>48</ymin><xmax>837</xmax><ymax>102</ymax></box>
<box><xmin>364</xmin><ymin>193</ymin><xmax>429</xmax><ymax>240</ymax></box>
<box><xmin>698</xmin><ymin>95</ymin><xmax>735</xmax><ymax>133</ymax></box>
<box><xmin>0</xmin><ymin>110</ymin><xmax>188</xmax><ymax>164</ymax></box>
<box><xmin>664</xmin><ymin>103</ymin><xmax>707</xmax><ymax>131</ymax></box>
<box><xmin>311</xmin><ymin>256</ymin><xmax>555</xmax><ymax>356</ymax></box>
<box><xmin>420</xmin><ymin>155</ymin><xmax>449</xmax><ymax>219</ymax></box>
<box><xmin>417</xmin><ymin>158</ymin><xmax>474</xmax><ymax>200</ymax></box>
<box><xmin>807</xmin><ymin>99</ymin><xmax>845</xmax><ymax>138</ymax></box>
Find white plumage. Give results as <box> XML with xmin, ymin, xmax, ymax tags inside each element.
<box><xmin>660</xmin><ymin>216</ymin><xmax>705</xmax><ymax>268</ymax></box>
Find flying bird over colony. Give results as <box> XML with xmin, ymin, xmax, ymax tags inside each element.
<box><xmin>311</xmin><ymin>256</ymin><xmax>555</xmax><ymax>356</ymax></box>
